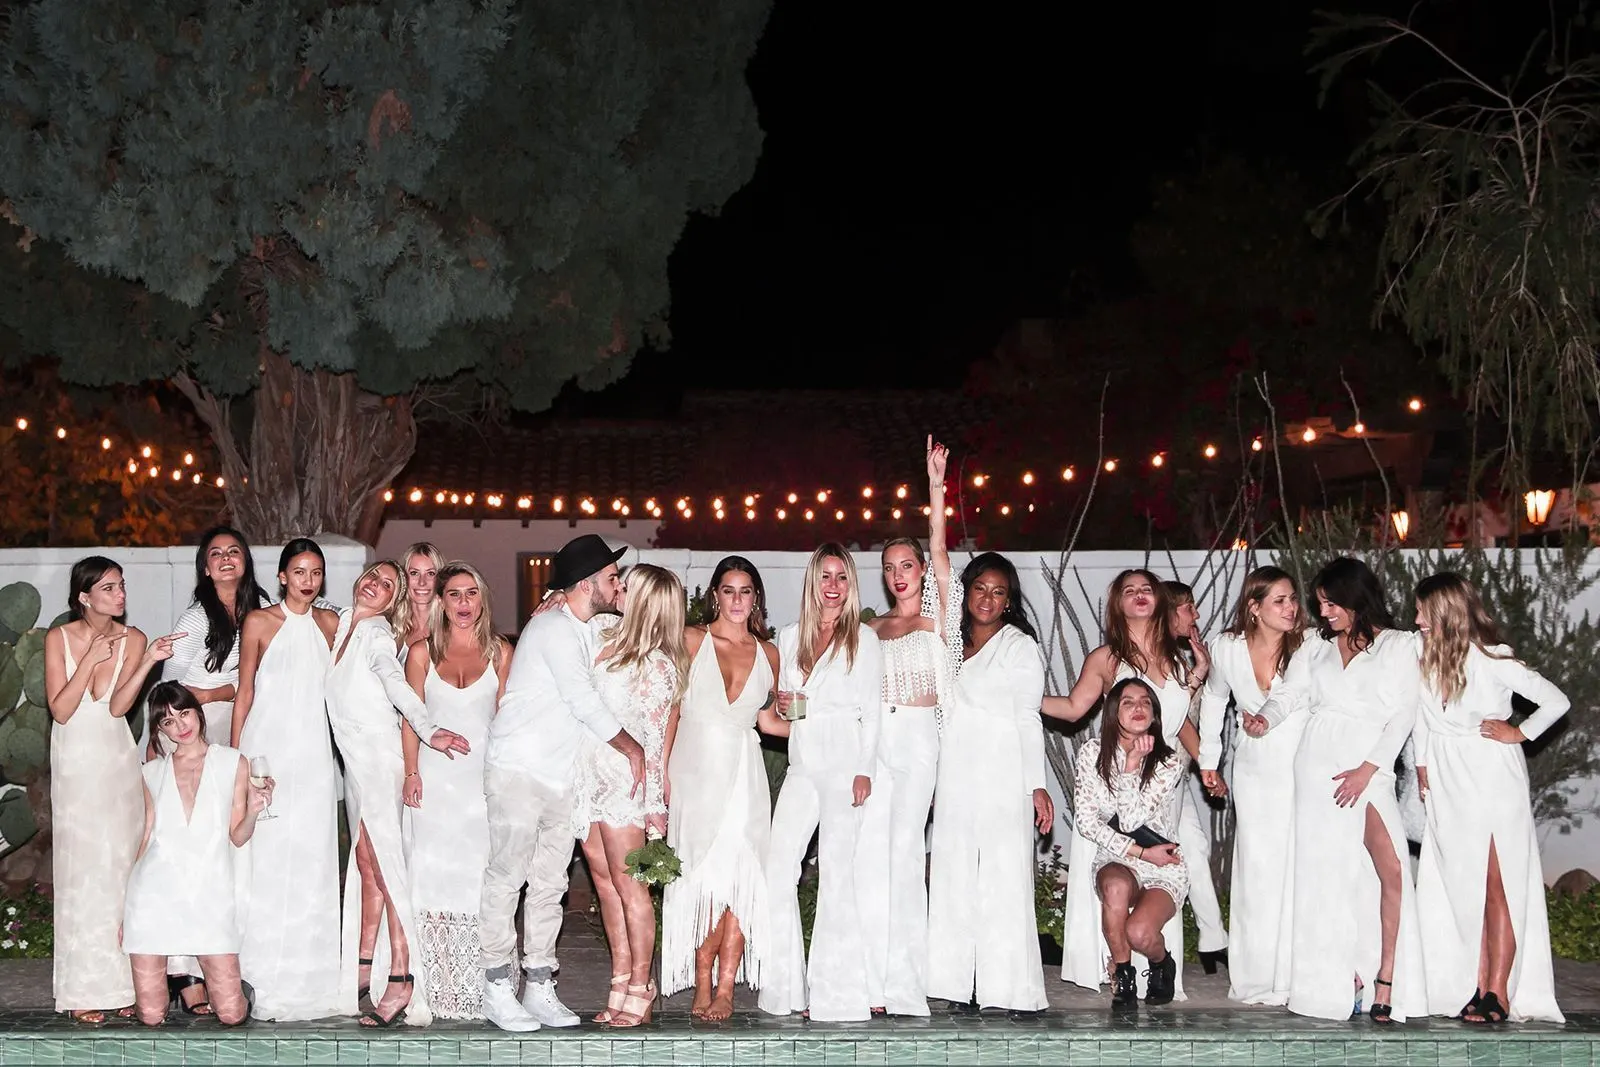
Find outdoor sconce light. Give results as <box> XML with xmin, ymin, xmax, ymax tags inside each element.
<box><xmin>1390</xmin><ymin>510</ymin><xmax>1411</xmax><ymax>541</ymax></box>
<box><xmin>1525</xmin><ymin>489</ymin><xmax>1556</xmax><ymax>526</ymax></box>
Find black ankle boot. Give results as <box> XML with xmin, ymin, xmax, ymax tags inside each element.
<box><xmin>1111</xmin><ymin>963</ymin><xmax>1138</xmax><ymax>1008</ymax></box>
<box><xmin>1145</xmin><ymin>954</ymin><xmax>1177</xmax><ymax>1006</ymax></box>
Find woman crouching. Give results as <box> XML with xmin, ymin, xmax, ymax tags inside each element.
<box><xmin>124</xmin><ymin>682</ymin><xmax>272</xmax><ymax>1026</ymax></box>
<box><xmin>1073</xmin><ymin>677</ymin><xmax>1188</xmax><ymax>1008</ymax></box>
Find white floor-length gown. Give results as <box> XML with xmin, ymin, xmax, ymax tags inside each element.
<box><xmin>1062</xmin><ymin>664</ymin><xmax>1192</xmax><ymax>1000</ymax></box>
<box><xmin>326</xmin><ymin>611</ymin><xmax>442</xmax><ymax>1026</ymax></box>
<box><xmin>51</xmin><ymin>637</ymin><xmax>140</xmax><ymax>1012</ymax></box>
<box><xmin>926</xmin><ymin>623</ymin><xmax>1048</xmax><ymax>1011</ymax></box>
<box><xmin>124</xmin><ymin>745</ymin><xmax>246</xmax><ymax>956</ymax></box>
<box><xmin>403</xmin><ymin>662</ymin><xmax>496</xmax><ymax>1020</ymax></box>
<box><xmin>661</xmin><ymin>636</ymin><xmax>773</xmax><ymax>997</ymax></box>
<box><xmin>856</xmin><ymin>577</ymin><xmax>961</xmax><ymax>1017</ymax></box>
<box><xmin>237</xmin><ymin>605</ymin><xmax>345</xmax><ymax>1021</ymax></box>
<box><xmin>1270</xmin><ymin>629</ymin><xmax>1427</xmax><ymax>1022</ymax></box>
<box><xmin>759</xmin><ymin>623</ymin><xmax>884</xmax><ymax>1021</ymax></box>
<box><xmin>1415</xmin><ymin>644</ymin><xmax>1567</xmax><ymax>1022</ymax></box>
<box><xmin>1198</xmin><ymin>633</ymin><xmax>1304</xmax><ymax>1005</ymax></box>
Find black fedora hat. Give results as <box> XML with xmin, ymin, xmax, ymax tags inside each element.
<box><xmin>549</xmin><ymin>534</ymin><xmax>628</xmax><ymax>591</ymax></box>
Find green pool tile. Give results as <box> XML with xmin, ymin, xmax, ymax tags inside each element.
<box><xmin>1492</xmin><ymin>1042</ymin><xmax>1532</xmax><ymax>1067</ymax></box>
<box><xmin>392</xmin><ymin>1038</ymin><xmax>433</xmax><ymax>1065</ymax></box>
<box><xmin>305</xmin><ymin>1038</ymin><xmax>340</xmax><ymax>1065</ymax></box>
<box><xmin>1005</xmin><ymin>1035</ymin><xmax>1042</xmax><ymax>1066</ymax></box>
<box><xmin>819</xmin><ymin>1038</ymin><xmax>856</xmax><ymax>1064</ymax></box>
<box><xmin>636</xmin><ymin>1036</ymin><xmax>675</xmax><ymax>1065</ymax></box>
<box><xmin>696</xmin><ymin>1040</ymin><xmax>735</xmax><ymax>1064</ymax></box>
<box><xmin>241</xmin><ymin>1037</ymin><xmax>278</xmax><ymax>1064</ymax></box>
<box><xmin>1133</xmin><ymin>1038</ymin><xmax>1184</xmax><ymax>1064</ymax></box>
<box><xmin>1404</xmin><ymin>1041</ymin><xmax>1439</xmax><ymax>1066</ymax></box>
<box><xmin>1282</xmin><ymin>1039</ymin><xmax>1319</xmax><ymax>1067</ymax></box>
<box><xmin>1465</xmin><ymin>1044</ymin><xmax>1500</xmax><ymax>1067</ymax></box>
<box><xmin>729</xmin><ymin>1040</ymin><xmax>764</xmax><ymax>1067</ymax></box>
<box><xmin>1090</xmin><ymin>1038</ymin><xmax>1132</xmax><ymax>1066</ymax></box>
<box><xmin>791</xmin><ymin>1037</ymin><xmax>828</xmax><ymax>1066</ymax></box>
<box><xmin>1557</xmin><ymin>1045</ymin><xmax>1590</xmax><ymax>1067</ymax></box>
<box><xmin>483</xmin><ymin>1039</ymin><xmax>522</xmax><ymax>1065</ymax></box>
<box><xmin>1251</xmin><ymin>1041</ymin><xmax>1286</xmax><ymax>1066</ymax></box>
<box><xmin>61</xmin><ymin>1037</ymin><xmax>95</xmax><ymax>1066</ymax></box>
<box><xmin>765</xmin><ymin>1041</ymin><xmax>797</xmax><ymax>1066</ymax></box>
<box><xmin>91</xmin><ymin>1044</ymin><xmax>123</xmax><ymax>1066</ymax></box>
<box><xmin>970</xmin><ymin>1040</ymin><xmax>1009</xmax><ymax>1066</ymax></box>
<box><xmin>1436</xmin><ymin>1042</ymin><xmax>1474</xmax><ymax>1067</ymax></box>
<box><xmin>334</xmin><ymin>1040</ymin><xmax>370</xmax><ymax>1065</ymax></box>
<box><xmin>1216</xmin><ymin>1043</ymin><xmax>1254</xmax><ymax>1067</ymax></box>
<box><xmin>851</xmin><ymin>1040</ymin><xmax>885</xmax><ymax>1065</ymax></box>
<box><xmin>1341</xmin><ymin>1041</ymin><xmax>1379</xmax><ymax>1066</ymax></box>
<box><xmin>454</xmin><ymin>1040</ymin><xmax>493</xmax><ymax>1066</ymax></box>
<box><xmin>271</xmin><ymin>1040</ymin><xmax>308</xmax><ymax>1065</ymax></box>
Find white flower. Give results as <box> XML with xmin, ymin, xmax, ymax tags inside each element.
<box><xmin>1</xmin><ymin>940</ymin><xmax>13</xmax><ymax>949</ymax></box>
<box><xmin>17</xmin><ymin>940</ymin><xmax>26</xmax><ymax>950</ymax></box>
<box><xmin>4</xmin><ymin>907</ymin><xmax>14</xmax><ymax>917</ymax></box>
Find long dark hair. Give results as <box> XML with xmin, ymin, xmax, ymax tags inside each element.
<box><xmin>193</xmin><ymin>525</ymin><xmax>271</xmax><ymax>673</ymax></box>
<box><xmin>1313</xmin><ymin>556</ymin><xmax>1395</xmax><ymax>651</ymax></box>
<box><xmin>276</xmin><ymin>538</ymin><xmax>326</xmax><ymax>600</ymax></box>
<box><xmin>959</xmin><ymin>552</ymin><xmax>1036</xmax><ymax>646</ymax></box>
<box><xmin>1095</xmin><ymin>677</ymin><xmax>1175</xmax><ymax>789</ymax></box>
<box><xmin>705</xmin><ymin>555</ymin><xmax>772</xmax><ymax>639</ymax></box>
<box><xmin>146</xmin><ymin>680</ymin><xmax>205</xmax><ymax>756</ymax></box>
<box><xmin>1104</xmin><ymin>568</ymin><xmax>1186</xmax><ymax>684</ymax></box>
<box><xmin>67</xmin><ymin>556</ymin><xmax>123</xmax><ymax>620</ymax></box>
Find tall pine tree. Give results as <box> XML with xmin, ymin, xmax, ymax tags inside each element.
<box><xmin>0</xmin><ymin>0</ymin><xmax>768</xmax><ymax>541</ymax></box>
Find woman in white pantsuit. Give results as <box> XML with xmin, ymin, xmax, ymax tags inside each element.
<box><xmin>1263</xmin><ymin>557</ymin><xmax>1426</xmax><ymax>1023</ymax></box>
<box><xmin>758</xmin><ymin>545</ymin><xmax>884</xmax><ymax>1021</ymax></box>
<box><xmin>1197</xmin><ymin>566</ymin><xmax>1305</xmax><ymax>1005</ymax></box>
<box><xmin>860</xmin><ymin>437</ymin><xmax>962</xmax><ymax>1017</ymax></box>
<box><xmin>1047</xmin><ymin>569</ymin><xmax>1207</xmax><ymax>1001</ymax></box>
<box><xmin>1413</xmin><ymin>572</ymin><xmax>1566</xmax><ymax>1024</ymax></box>
<box><xmin>926</xmin><ymin>553</ymin><xmax>1053</xmax><ymax>1012</ymax></box>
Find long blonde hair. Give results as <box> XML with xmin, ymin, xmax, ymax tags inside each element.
<box><xmin>392</xmin><ymin>541</ymin><xmax>444</xmax><ymax>641</ymax></box>
<box><xmin>798</xmin><ymin>543</ymin><xmax>862</xmax><ymax>676</ymax></box>
<box><xmin>601</xmin><ymin>564</ymin><xmax>689</xmax><ymax>703</ymax></box>
<box><xmin>427</xmin><ymin>561</ymin><xmax>503</xmax><ymax>667</ymax></box>
<box><xmin>352</xmin><ymin>559</ymin><xmax>408</xmax><ymax>630</ymax></box>
<box><xmin>1416</xmin><ymin>571</ymin><xmax>1511</xmax><ymax>704</ymax></box>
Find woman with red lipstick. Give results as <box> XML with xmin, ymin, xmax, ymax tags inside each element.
<box><xmin>327</xmin><ymin>560</ymin><xmax>473</xmax><ymax>1027</ymax></box>
<box><xmin>859</xmin><ymin>437</ymin><xmax>962</xmax><ymax>1017</ymax></box>
<box><xmin>662</xmin><ymin>556</ymin><xmax>779</xmax><ymax>1020</ymax></box>
<box><xmin>45</xmin><ymin>555</ymin><xmax>184</xmax><ymax>1024</ymax></box>
<box><xmin>233</xmin><ymin>538</ymin><xmax>343</xmax><ymax>1021</ymax></box>
<box><xmin>926</xmin><ymin>552</ymin><xmax>1052</xmax><ymax>1013</ymax></box>
<box><xmin>1054</xmin><ymin>569</ymin><xmax>1215</xmax><ymax>1000</ymax></box>
<box><xmin>1074</xmin><ymin>677</ymin><xmax>1188</xmax><ymax>1009</ymax></box>
<box><xmin>1197</xmin><ymin>566</ymin><xmax>1306</xmax><ymax>1006</ymax></box>
<box><xmin>1265</xmin><ymin>558</ymin><xmax>1425</xmax><ymax>1023</ymax></box>
<box><xmin>124</xmin><ymin>683</ymin><xmax>272</xmax><ymax>1026</ymax></box>
<box><xmin>758</xmin><ymin>544</ymin><xmax>884</xmax><ymax>1021</ymax></box>
<box><xmin>400</xmin><ymin>561</ymin><xmax>508</xmax><ymax>1021</ymax></box>
<box><xmin>395</xmin><ymin>542</ymin><xmax>443</xmax><ymax>651</ymax></box>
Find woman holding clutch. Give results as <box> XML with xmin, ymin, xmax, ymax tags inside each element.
<box><xmin>1073</xmin><ymin>677</ymin><xmax>1189</xmax><ymax>1009</ymax></box>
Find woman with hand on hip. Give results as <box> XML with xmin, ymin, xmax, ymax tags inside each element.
<box><xmin>1414</xmin><ymin>572</ymin><xmax>1566</xmax><ymax>1023</ymax></box>
<box><xmin>758</xmin><ymin>545</ymin><xmax>884</xmax><ymax>1022</ymax></box>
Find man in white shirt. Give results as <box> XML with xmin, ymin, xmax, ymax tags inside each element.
<box><xmin>480</xmin><ymin>535</ymin><xmax>647</xmax><ymax>1031</ymax></box>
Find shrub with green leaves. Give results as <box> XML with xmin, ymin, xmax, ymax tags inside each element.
<box><xmin>0</xmin><ymin>884</ymin><xmax>52</xmax><ymax>959</ymax></box>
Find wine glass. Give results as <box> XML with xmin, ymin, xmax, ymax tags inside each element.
<box><xmin>250</xmin><ymin>756</ymin><xmax>276</xmax><ymax>820</ymax></box>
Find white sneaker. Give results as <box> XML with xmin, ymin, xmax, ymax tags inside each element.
<box><xmin>520</xmin><ymin>978</ymin><xmax>580</xmax><ymax>1028</ymax></box>
<box><xmin>482</xmin><ymin>977</ymin><xmax>541</xmax><ymax>1031</ymax></box>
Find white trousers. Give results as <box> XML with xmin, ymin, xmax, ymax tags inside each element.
<box><xmin>478</xmin><ymin>766</ymin><xmax>574</xmax><ymax>976</ymax></box>
<box><xmin>759</xmin><ymin>754</ymin><xmax>880</xmax><ymax>1021</ymax></box>
<box><xmin>855</xmin><ymin>706</ymin><xmax>938</xmax><ymax>1016</ymax></box>
<box><xmin>1181</xmin><ymin>772</ymin><xmax>1229</xmax><ymax>953</ymax></box>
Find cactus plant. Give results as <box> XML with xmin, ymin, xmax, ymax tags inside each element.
<box><xmin>0</xmin><ymin>583</ymin><xmax>41</xmax><ymax>637</ymax></box>
<box><xmin>0</xmin><ymin>582</ymin><xmax>49</xmax><ymax>785</ymax></box>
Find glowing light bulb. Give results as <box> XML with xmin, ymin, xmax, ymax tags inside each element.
<box><xmin>834</xmin><ymin>509</ymin><xmax>845</xmax><ymax>521</ymax></box>
<box><xmin>1022</xmin><ymin>471</ymin><xmax>1034</xmax><ymax>485</ymax></box>
<box><xmin>553</xmin><ymin>498</ymin><xmax>565</xmax><ymax>512</ymax></box>
<box><xmin>745</xmin><ymin>508</ymin><xmax>756</xmax><ymax>520</ymax></box>
<box><xmin>611</xmin><ymin>498</ymin><xmax>623</xmax><ymax>512</ymax></box>
<box><xmin>715</xmin><ymin>508</ymin><xmax>725</xmax><ymax>520</ymax></box>
<box><xmin>892</xmin><ymin>507</ymin><xmax>903</xmax><ymax>519</ymax></box>
<box><xmin>140</xmin><ymin>445</ymin><xmax>153</xmax><ymax>459</ymax></box>
<box><xmin>944</xmin><ymin>505</ymin><xmax>954</xmax><ymax>517</ymax></box>
<box><xmin>1150</xmin><ymin>454</ymin><xmax>1164</xmax><ymax>468</ymax></box>
<box><xmin>922</xmin><ymin>505</ymin><xmax>931</xmax><ymax>516</ymax></box>
<box><xmin>743</xmin><ymin>494</ymin><xmax>756</xmax><ymax>507</ymax></box>
<box><xmin>683</xmin><ymin>507</ymin><xmax>693</xmax><ymax>519</ymax></box>
<box><xmin>1203</xmin><ymin>444</ymin><xmax>1217</xmax><ymax>459</ymax></box>
<box><xmin>383</xmin><ymin>489</ymin><xmax>394</xmax><ymax>502</ymax></box>
<box><xmin>972</xmin><ymin>474</ymin><xmax>985</xmax><ymax>488</ymax></box>
<box><xmin>171</xmin><ymin>469</ymin><xmax>182</xmax><ymax>481</ymax></box>
<box><xmin>55</xmin><ymin>427</ymin><xmax>66</xmax><ymax>439</ymax></box>
<box><xmin>463</xmin><ymin>493</ymin><xmax>474</xmax><ymax>505</ymax></box>
<box><xmin>816</xmin><ymin>490</ymin><xmax>828</xmax><ymax>503</ymax></box>
<box><xmin>1408</xmin><ymin>397</ymin><xmax>1423</xmax><ymax>412</ymax></box>
<box><xmin>409</xmin><ymin>489</ymin><xmax>423</xmax><ymax>502</ymax></box>
<box><xmin>787</xmin><ymin>492</ymin><xmax>799</xmax><ymax>504</ymax></box>
<box><xmin>862</xmin><ymin>509</ymin><xmax>872</xmax><ymax>521</ymax></box>
<box><xmin>1352</xmin><ymin>422</ymin><xmax>1366</xmax><ymax>435</ymax></box>
<box><xmin>645</xmin><ymin>498</ymin><xmax>657</xmax><ymax>511</ymax></box>
<box><xmin>517</xmin><ymin>496</ymin><xmax>532</xmax><ymax>509</ymax></box>
<box><xmin>100</xmin><ymin>437</ymin><xmax>112</xmax><ymax>450</ymax></box>
<box><xmin>777</xmin><ymin>508</ymin><xmax>788</xmax><ymax>520</ymax></box>
<box><xmin>1301</xmin><ymin>426</ymin><xmax>1317</xmax><ymax>443</ymax></box>
<box><xmin>126</xmin><ymin>460</ymin><xmax>138</xmax><ymax>473</ymax></box>
<box><xmin>215</xmin><ymin>476</ymin><xmax>226</xmax><ymax>489</ymax></box>
<box><xmin>147</xmin><ymin>467</ymin><xmax>159</xmax><ymax>478</ymax></box>
<box><xmin>804</xmin><ymin>509</ymin><xmax>815</xmax><ymax>521</ymax></box>
<box><xmin>449</xmin><ymin>493</ymin><xmax>460</xmax><ymax>504</ymax></box>
<box><xmin>488</xmin><ymin>494</ymin><xmax>501</xmax><ymax>507</ymax></box>
<box><xmin>13</xmin><ymin>418</ymin><xmax>27</xmax><ymax>431</ymax></box>
<box><xmin>1251</xmin><ymin>438</ymin><xmax>1263</xmax><ymax>452</ymax></box>
<box><xmin>676</xmin><ymin>498</ymin><xmax>688</xmax><ymax>511</ymax></box>
<box><xmin>712</xmin><ymin>497</ymin><xmax>724</xmax><ymax>511</ymax></box>
<box><xmin>862</xmin><ymin>486</ymin><xmax>873</xmax><ymax>499</ymax></box>
<box><xmin>895</xmin><ymin>485</ymin><xmax>908</xmax><ymax>499</ymax></box>
<box><xmin>621</xmin><ymin>505</ymin><xmax>630</xmax><ymax>516</ymax></box>
<box><xmin>1062</xmin><ymin>467</ymin><xmax>1075</xmax><ymax>481</ymax></box>
<box><xmin>182</xmin><ymin>452</ymin><xmax>194</xmax><ymax>466</ymax></box>
<box><xmin>1000</xmin><ymin>504</ymin><xmax>1012</xmax><ymax>516</ymax></box>
<box><xmin>1104</xmin><ymin>459</ymin><xmax>1118</xmax><ymax>473</ymax></box>
<box><xmin>191</xmin><ymin>473</ymin><xmax>202</xmax><ymax>485</ymax></box>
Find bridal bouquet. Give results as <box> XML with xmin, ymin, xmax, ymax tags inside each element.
<box><xmin>624</xmin><ymin>830</ymin><xmax>681</xmax><ymax>887</ymax></box>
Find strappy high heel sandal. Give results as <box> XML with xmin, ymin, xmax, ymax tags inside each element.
<box><xmin>594</xmin><ymin>973</ymin><xmax>629</xmax><ymax>1024</ymax></box>
<box><xmin>361</xmin><ymin>973</ymin><xmax>414</xmax><ymax>1028</ymax></box>
<box><xmin>1464</xmin><ymin>991</ymin><xmax>1506</xmax><ymax>1024</ymax></box>
<box><xmin>357</xmin><ymin>957</ymin><xmax>375</xmax><ymax>1006</ymax></box>
<box><xmin>609</xmin><ymin>981</ymin><xmax>655</xmax><ymax>1027</ymax></box>
<box><xmin>168</xmin><ymin>976</ymin><xmax>212</xmax><ymax>1016</ymax></box>
<box><xmin>1369</xmin><ymin>978</ymin><xmax>1394</xmax><ymax>1023</ymax></box>
<box><xmin>1458</xmin><ymin>988</ymin><xmax>1485</xmax><ymax>1021</ymax></box>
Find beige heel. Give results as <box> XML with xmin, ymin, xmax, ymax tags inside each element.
<box><xmin>610</xmin><ymin>981</ymin><xmax>655</xmax><ymax>1027</ymax></box>
<box><xmin>593</xmin><ymin>973</ymin><xmax>629</xmax><ymax>1024</ymax></box>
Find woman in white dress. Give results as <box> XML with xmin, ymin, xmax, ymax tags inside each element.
<box><xmin>1262</xmin><ymin>557</ymin><xmax>1425</xmax><ymax>1023</ymax></box>
<box><xmin>758</xmin><ymin>544</ymin><xmax>884</xmax><ymax>1021</ymax></box>
<box><xmin>1074</xmin><ymin>677</ymin><xmax>1189</xmax><ymax>1009</ymax></box>
<box><xmin>1413</xmin><ymin>572</ymin><xmax>1566</xmax><ymax>1024</ymax></box>
<box><xmin>400</xmin><ymin>561</ymin><xmax>508</xmax><ymax>1022</ymax></box>
<box><xmin>661</xmin><ymin>556</ymin><xmax>779</xmax><ymax>1019</ymax></box>
<box><xmin>1046</xmin><ymin>569</ymin><xmax>1210</xmax><ymax>999</ymax></box>
<box><xmin>926</xmin><ymin>553</ymin><xmax>1053</xmax><ymax>1013</ymax></box>
<box><xmin>395</xmin><ymin>542</ymin><xmax>443</xmax><ymax>651</ymax></box>
<box><xmin>44</xmin><ymin>555</ymin><xmax>182</xmax><ymax>1023</ymax></box>
<box><xmin>1197</xmin><ymin>565</ymin><xmax>1305</xmax><ymax>1005</ymax></box>
<box><xmin>125</xmin><ymin>684</ymin><xmax>272</xmax><ymax>1026</ymax></box>
<box><xmin>232</xmin><ymin>538</ymin><xmax>344</xmax><ymax>1022</ymax></box>
<box><xmin>860</xmin><ymin>437</ymin><xmax>962</xmax><ymax>1018</ymax></box>
<box><xmin>149</xmin><ymin>525</ymin><xmax>272</xmax><ymax>1013</ymax></box>
<box><xmin>571</xmin><ymin>564</ymin><xmax>687</xmax><ymax>1026</ymax></box>
<box><xmin>327</xmin><ymin>559</ymin><xmax>472</xmax><ymax>1027</ymax></box>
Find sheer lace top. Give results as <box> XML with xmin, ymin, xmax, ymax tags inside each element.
<box><xmin>879</xmin><ymin>573</ymin><xmax>964</xmax><ymax>705</ymax></box>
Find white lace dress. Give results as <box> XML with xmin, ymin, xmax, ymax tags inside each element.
<box><xmin>1072</xmin><ymin>738</ymin><xmax>1190</xmax><ymax>904</ymax></box>
<box><xmin>570</xmin><ymin>650</ymin><xmax>676</xmax><ymax>833</ymax></box>
<box><xmin>403</xmin><ymin>662</ymin><xmax>496</xmax><ymax>1020</ymax></box>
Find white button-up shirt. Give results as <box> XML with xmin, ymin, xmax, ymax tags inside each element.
<box><xmin>486</xmin><ymin>605</ymin><xmax>624</xmax><ymax>790</ymax></box>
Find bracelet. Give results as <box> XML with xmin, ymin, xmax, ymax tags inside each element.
<box><xmin>404</xmin><ymin>772</ymin><xmax>419</xmax><ymax>780</ymax></box>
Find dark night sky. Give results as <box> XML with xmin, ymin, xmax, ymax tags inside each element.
<box><xmin>567</xmin><ymin>0</ymin><xmax>1529</xmax><ymax>413</ymax></box>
